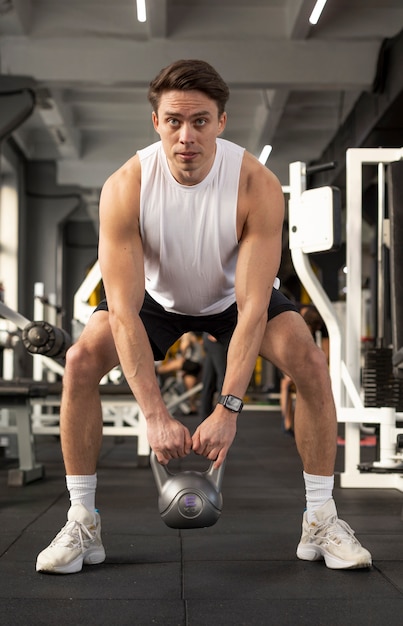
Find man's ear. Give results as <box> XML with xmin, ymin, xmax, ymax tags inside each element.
<box><xmin>152</xmin><ymin>111</ymin><xmax>159</xmax><ymax>133</ymax></box>
<box><xmin>217</xmin><ymin>112</ymin><xmax>227</xmax><ymax>136</ymax></box>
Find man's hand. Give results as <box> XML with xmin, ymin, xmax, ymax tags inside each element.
<box><xmin>192</xmin><ymin>409</ymin><xmax>237</xmax><ymax>468</ymax></box>
<box><xmin>147</xmin><ymin>415</ymin><xmax>193</xmax><ymax>464</ymax></box>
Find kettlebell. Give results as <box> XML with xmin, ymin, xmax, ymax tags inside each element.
<box><xmin>150</xmin><ymin>451</ymin><xmax>226</xmax><ymax>529</ymax></box>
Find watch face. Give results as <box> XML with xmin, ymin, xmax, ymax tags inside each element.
<box><xmin>226</xmin><ymin>395</ymin><xmax>242</xmax><ymax>411</ymax></box>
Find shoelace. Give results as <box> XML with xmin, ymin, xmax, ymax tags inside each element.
<box><xmin>51</xmin><ymin>520</ymin><xmax>96</xmax><ymax>551</ymax></box>
<box><xmin>312</xmin><ymin>515</ymin><xmax>358</xmax><ymax>545</ymax></box>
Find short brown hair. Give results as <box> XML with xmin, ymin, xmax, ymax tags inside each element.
<box><xmin>148</xmin><ymin>59</ymin><xmax>230</xmax><ymax>117</ymax></box>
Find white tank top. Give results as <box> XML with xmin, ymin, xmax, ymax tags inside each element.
<box><xmin>138</xmin><ymin>138</ymin><xmax>244</xmax><ymax>315</ymax></box>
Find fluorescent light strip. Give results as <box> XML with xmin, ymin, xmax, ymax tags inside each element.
<box><xmin>258</xmin><ymin>145</ymin><xmax>272</xmax><ymax>164</ymax></box>
<box><xmin>309</xmin><ymin>0</ymin><xmax>328</xmax><ymax>25</ymax></box>
<box><xmin>137</xmin><ymin>0</ymin><xmax>147</xmax><ymax>23</ymax></box>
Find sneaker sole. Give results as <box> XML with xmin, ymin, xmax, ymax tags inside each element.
<box><xmin>297</xmin><ymin>544</ymin><xmax>372</xmax><ymax>569</ymax></box>
<box><xmin>36</xmin><ymin>547</ymin><xmax>106</xmax><ymax>575</ymax></box>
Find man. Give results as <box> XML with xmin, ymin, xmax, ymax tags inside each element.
<box><xmin>280</xmin><ymin>305</ymin><xmax>330</xmax><ymax>436</ymax></box>
<box><xmin>36</xmin><ymin>59</ymin><xmax>371</xmax><ymax>574</ymax></box>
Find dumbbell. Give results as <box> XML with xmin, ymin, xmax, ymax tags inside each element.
<box><xmin>150</xmin><ymin>451</ymin><xmax>226</xmax><ymax>529</ymax></box>
<box><xmin>22</xmin><ymin>320</ymin><xmax>71</xmax><ymax>359</ymax></box>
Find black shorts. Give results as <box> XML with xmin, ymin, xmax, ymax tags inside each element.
<box><xmin>94</xmin><ymin>289</ymin><xmax>298</xmax><ymax>360</ymax></box>
<box><xmin>182</xmin><ymin>359</ymin><xmax>202</xmax><ymax>377</ymax></box>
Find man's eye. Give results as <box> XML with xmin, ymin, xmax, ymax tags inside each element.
<box><xmin>168</xmin><ymin>119</ymin><xmax>179</xmax><ymax>126</ymax></box>
<box><xmin>195</xmin><ymin>119</ymin><xmax>206</xmax><ymax>126</ymax></box>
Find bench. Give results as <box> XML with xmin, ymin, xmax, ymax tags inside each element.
<box><xmin>0</xmin><ymin>381</ymin><xmax>48</xmax><ymax>486</ymax></box>
<box><xmin>0</xmin><ymin>379</ymin><xmax>150</xmax><ymax>486</ymax></box>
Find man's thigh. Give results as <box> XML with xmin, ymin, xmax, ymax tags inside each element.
<box><xmin>260</xmin><ymin>309</ymin><xmax>314</xmax><ymax>377</ymax></box>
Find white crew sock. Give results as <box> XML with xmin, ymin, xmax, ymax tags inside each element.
<box><xmin>66</xmin><ymin>474</ymin><xmax>97</xmax><ymax>513</ymax></box>
<box><xmin>303</xmin><ymin>471</ymin><xmax>334</xmax><ymax>523</ymax></box>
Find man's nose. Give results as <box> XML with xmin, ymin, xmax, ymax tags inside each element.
<box><xmin>179</xmin><ymin>123</ymin><xmax>195</xmax><ymax>144</ymax></box>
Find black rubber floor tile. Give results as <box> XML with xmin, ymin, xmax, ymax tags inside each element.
<box><xmin>1</xmin><ymin>531</ymin><xmax>57</xmax><ymax>564</ymax></box>
<box><xmin>0</xmin><ymin>497</ymin><xmax>55</xmax><ymax>515</ymax></box>
<box><xmin>183</xmin><ymin>560</ymin><xmax>397</xmax><ymax>600</ymax></box>
<box><xmin>27</xmin><ymin>495</ymin><xmax>172</xmax><ymax>535</ymax></box>
<box><xmin>186</xmin><ymin>598</ymin><xmax>403</xmax><ymax>626</ymax></box>
<box><xmin>374</xmin><ymin>561</ymin><xmax>403</xmax><ymax>590</ymax></box>
<box><xmin>182</xmin><ymin>532</ymin><xmax>298</xmax><ymax>561</ymax></box>
<box><xmin>198</xmin><ymin>509</ymin><xmax>302</xmax><ymax>535</ymax></box>
<box><xmin>0</xmin><ymin>561</ymin><xmax>182</xmax><ymax>599</ymax></box>
<box><xmin>1</xmin><ymin>409</ymin><xmax>403</xmax><ymax>624</ymax></box>
<box><xmin>2</xmin><ymin>531</ymin><xmax>182</xmax><ymax>565</ymax></box>
<box><xmin>98</xmin><ymin>508</ymin><xmax>171</xmax><ymax>535</ymax></box>
<box><xmin>0</xmin><ymin>533</ymin><xmax>18</xmax><ymax>557</ymax></box>
<box><xmin>335</xmin><ymin>512</ymin><xmax>403</xmax><ymax>534</ymax></box>
<box><xmin>1</xmin><ymin>598</ymin><xmax>186</xmax><ymax>626</ymax></box>
<box><xmin>364</xmin><ymin>534</ymin><xmax>403</xmax><ymax>560</ymax></box>
<box><xmin>222</xmin><ymin>482</ymin><xmax>305</xmax><ymax>504</ymax></box>
<box><xmin>103</xmin><ymin>533</ymin><xmax>181</xmax><ymax>564</ymax></box>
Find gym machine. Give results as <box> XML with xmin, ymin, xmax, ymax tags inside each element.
<box><xmin>0</xmin><ymin>286</ymin><xmax>66</xmax><ymax>484</ymax></box>
<box><xmin>288</xmin><ymin>148</ymin><xmax>403</xmax><ymax>491</ymax></box>
<box><xmin>0</xmin><ymin>280</ymin><xmax>152</xmax><ymax>479</ymax></box>
<box><xmin>0</xmin><ymin>273</ymin><xmax>207</xmax><ymax>482</ymax></box>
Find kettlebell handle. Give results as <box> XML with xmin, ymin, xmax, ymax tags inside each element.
<box><xmin>150</xmin><ymin>451</ymin><xmax>169</xmax><ymax>493</ymax></box>
<box><xmin>205</xmin><ymin>457</ymin><xmax>226</xmax><ymax>491</ymax></box>
<box><xmin>150</xmin><ymin>451</ymin><xmax>226</xmax><ymax>492</ymax></box>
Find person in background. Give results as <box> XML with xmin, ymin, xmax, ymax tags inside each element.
<box><xmin>156</xmin><ymin>332</ymin><xmax>203</xmax><ymax>413</ymax></box>
<box><xmin>199</xmin><ymin>333</ymin><xmax>227</xmax><ymax>419</ymax></box>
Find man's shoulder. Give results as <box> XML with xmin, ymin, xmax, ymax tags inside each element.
<box><xmin>237</xmin><ymin>151</ymin><xmax>283</xmax><ymax>211</ymax></box>
<box><xmin>103</xmin><ymin>152</ymin><xmax>141</xmax><ymax>195</ymax></box>
<box><xmin>137</xmin><ymin>140</ymin><xmax>162</xmax><ymax>161</ymax></box>
<box><xmin>218</xmin><ymin>139</ymin><xmax>274</xmax><ymax>184</ymax></box>
<box><xmin>217</xmin><ymin>137</ymin><xmax>245</xmax><ymax>157</ymax></box>
<box><xmin>242</xmin><ymin>150</ymin><xmax>280</xmax><ymax>183</ymax></box>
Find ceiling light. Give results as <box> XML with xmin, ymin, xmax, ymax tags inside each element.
<box><xmin>309</xmin><ymin>0</ymin><xmax>328</xmax><ymax>25</ymax></box>
<box><xmin>258</xmin><ymin>145</ymin><xmax>272</xmax><ymax>164</ymax></box>
<box><xmin>136</xmin><ymin>0</ymin><xmax>147</xmax><ymax>23</ymax></box>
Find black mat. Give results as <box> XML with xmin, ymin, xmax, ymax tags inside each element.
<box><xmin>1</xmin><ymin>410</ymin><xmax>403</xmax><ymax>626</ymax></box>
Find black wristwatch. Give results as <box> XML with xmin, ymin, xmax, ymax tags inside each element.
<box><xmin>217</xmin><ymin>394</ymin><xmax>244</xmax><ymax>413</ymax></box>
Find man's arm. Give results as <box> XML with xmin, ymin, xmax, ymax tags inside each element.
<box><xmin>223</xmin><ymin>153</ymin><xmax>284</xmax><ymax>401</ymax></box>
<box><xmin>192</xmin><ymin>153</ymin><xmax>285</xmax><ymax>466</ymax></box>
<box><xmin>98</xmin><ymin>157</ymin><xmax>192</xmax><ymax>463</ymax></box>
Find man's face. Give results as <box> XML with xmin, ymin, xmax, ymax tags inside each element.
<box><xmin>152</xmin><ymin>90</ymin><xmax>227</xmax><ymax>186</ymax></box>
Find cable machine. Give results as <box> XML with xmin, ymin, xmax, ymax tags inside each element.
<box><xmin>288</xmin><ymin>147</ymin><xmax>403</xmax><ymax>491</ymax></box>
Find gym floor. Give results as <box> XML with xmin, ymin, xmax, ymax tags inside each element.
<box><xmin>1</xmin><ymin>408</ymin><xmax>403</xmax><ymax>626</ymax></box>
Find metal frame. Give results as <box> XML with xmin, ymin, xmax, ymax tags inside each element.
<box><xmin>288</xmin><ymin>148</ymin><xmax>403</xmax><ymax>491</ymax></box>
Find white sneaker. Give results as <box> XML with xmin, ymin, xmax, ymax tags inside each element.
<box><xmin>296</xmin><ymin>498</ymin><xmax>372</xmax><ymax>569</ymax></box>
<box><xmin>36</xmin><ymin>503</ymin><xmax>106</xmax><ymax>574</ymax></box>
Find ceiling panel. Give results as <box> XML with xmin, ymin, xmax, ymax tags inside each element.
<box><xmin>1</xmin><ymin>0</ymin><xmax>402</xmax><ymax>193</ymax></box>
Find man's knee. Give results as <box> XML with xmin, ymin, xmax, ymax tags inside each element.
<box><xmin>65</xmin><ymin>342</ymin><xmax>90</xmax><ymax>375</ymax></box>
<box><xmin>289</xmin><ymin>344</ymin><xmax>330</xmax><ymax>388</ymax></box>
<box><xmin>64</xmin><ymin>340</ymin><xmax>107</xmax><ymax>384</ymax></box>
<box><xmin>309</xmin><ymin>343</ymin><xmax>329</xmax><ymax>371</ymax></box>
